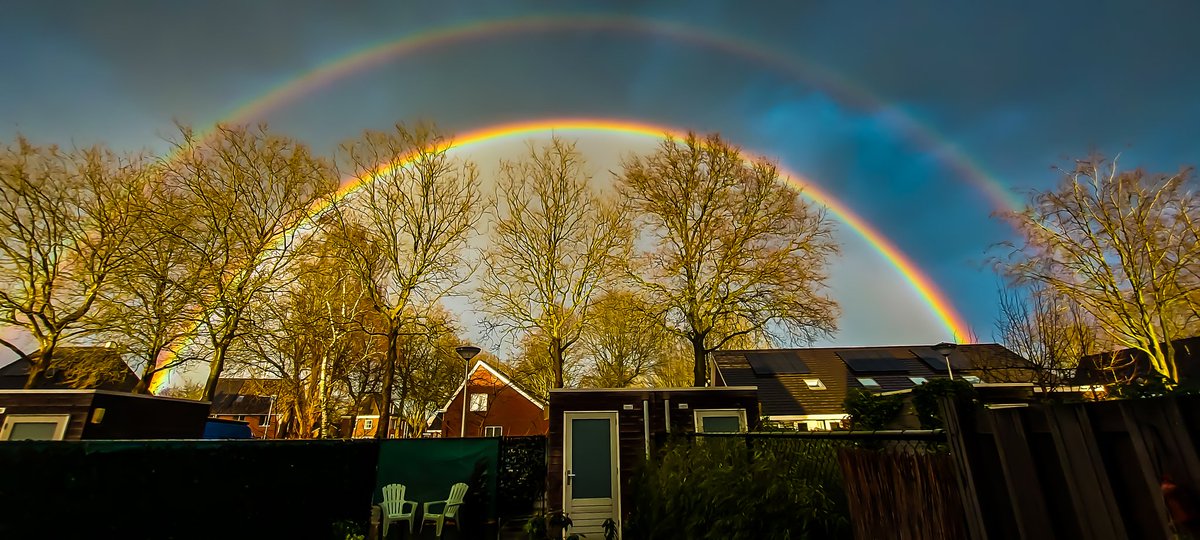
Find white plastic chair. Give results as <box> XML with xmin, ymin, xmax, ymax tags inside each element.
<box><xmin>421</xmin><ymin>482</ymin><xmax>468</xmax><ymax>538</ymax></box>
<box><xmin>380</xmin><ymin>483</ymin><xmax>417</xmax><ymax>538</ymax></box>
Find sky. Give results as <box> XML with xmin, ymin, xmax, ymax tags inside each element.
<box><xmin>2</xmin><ymin>1</ymin><xmax>1198</xmax><ymax>370</ymax></box>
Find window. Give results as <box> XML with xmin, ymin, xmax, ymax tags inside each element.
<box><xmin>470</xmin><ymin>393</ymin><xmax>488</xmax><ymax>412</ymax></box>
<box><xmin>1</xmin><ymin>414</ymin><xmax>70</xmax><ymax>440</ymax></box>
<box><xmin>483</xmin><ymin>426</ymin><xmax>503</xmax><ymax>437</ymax></box>
<box><xmin>908</xmin><ymin>376</ymin><xmax>928</xmax><ymax>385</ymax></box>
<box><xmin>234</xmin><ymin>415</ymin><xmax>245</xmax><ymax>422</ymax></box>
<box><xmin>363</xmin><ymin>419</ymin><xmax>374</xmax><ymax>431</ymax></box>
<box><xmin>963</xmin><ymin>375</ymin><xmax>982</xmax><ymax>384</ymax></box>
<box><xmin>856</xmin><ymin>377</ymin><xmax>880</xmax><ymax>389</ymax></box>
<box><xmin>694</xmin><ymin>409</ymin><xmax>747</xmax><ymax>433</ymax></box>
<box><xmin>803</xmin><ymin>378</ymin><xmax>826</xmax><ymax>390</ymax></box>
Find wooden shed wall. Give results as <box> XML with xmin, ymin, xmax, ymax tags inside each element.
<box><xmin>84</xmin><ymin>392</ymin><xmax>209</xmax><ymax>439</ymax></box>
<box><xmin>0</xmin><ymin>391</ymin><xmax>94</xmax><ymax>440</ymax></box>
<box><xmin>547</xmin><ymin>388</ymin><xmax>758</xmax><ymax>520</ymax></box>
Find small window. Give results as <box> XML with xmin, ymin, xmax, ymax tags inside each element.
<box><xmin>1</xmin><ymin>414</ymin><xmax>71</xmax><ymax>441</ymax></box>
<box><xmin>857</xmin><ymin>377</ymin><xmax>880</xmax><ymax>388</ymax></box>
<box><xmin>483</xmin><ymin>426</ymin><xmax>503</xmax><ymax>437</ymax></box>
<box><xmin>963</xmin><ymin>375</ymin><xmax>982</xmax><ymax>384</ymax></box>
<box><xmin>909</xmin><ymin>377</ymin><xmax>928</xmax><ymax>385</ymax></box>
<box><xmin>363</xmin><ymin>419</ymin><xmax>374</xmax><ymax>430</ymax></box>
<box><xmin>234</xmin><ymin>415</ymin><xmax>245</xmax><ymax>421</ymax></box>
<box><xmin>694</xmin><ymin>409</ymin><xmax>747</xmax><ymax>433</ymax></box>
<box><xmin>470</xmin><ymin>393</ymin><xmax>488</xmax><ymax>412</ymax></box>
<box><xmin>803</xmin><ymin>378</ymin><xmax>826</xmax><ymax>390</ymax></box>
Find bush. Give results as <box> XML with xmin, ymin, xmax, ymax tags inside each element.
<box><xmin>910</xmin><ymin>378</ymin><xmax>977</xmax><ymax>429</ymax></box>
<box><xmin>624</xmin><ymin>436</ymin><xmax>850</xmax><ymax>539</ymax></box>
<box><xmin>843</xmin><ymin>390</ymin><xmax>904</xmax><ymax>430</ymax></box>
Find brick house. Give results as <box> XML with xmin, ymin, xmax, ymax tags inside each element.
<box><xmin>712</xmin><ymin>344</ymin><xmax>1031</xmax><ymax>430</ymax></box>
<box><xmin>438</xmin><ymin>358</ymin><xmax>547</xmax><ymax>438</ymax></box>
<box><xmin>339</xmin><ymin>394</ymin><xmax>403</xmax><ymax>439</ymax></box>
<box><xmin>209</xmin><ymin>378</ymin><xmax>281</xmax><ymax>439</ymax></box>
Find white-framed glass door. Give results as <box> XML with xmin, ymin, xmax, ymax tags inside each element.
<box><xmin>564</xmin><ymin>411</ymin><xmax>619</xmax><ymax>538</ymax></box>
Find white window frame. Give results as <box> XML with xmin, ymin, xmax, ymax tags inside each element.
<box><xmin>693</xmin><ymin>409</ymin><xmax>748</xmax><ymax>433</ymax></box>
<box><xmin>963</xmin><ymin>375</ymin><xmax>982</xmax><ymax>384</ymax></box>
<box><xmin>803</xmin><ymin>378</ymin><xmax>827</xmax><ymax>390</ymax></box>
<box><xmin>1</xmin><ymin>414</ymin><xmax>71</xmax><ymax>441</ymax></box>
<box><xmin>363</xmin><ymin>418</ymin><xmax>374</xmax><ymax>431</ymax></box>
<box><xmin>856</xmin><ymin>377</ymin><xmax>880</xmax><ymax>388</ymax></box>
<box><xmin>909</xmin><ymin>376</ymin><xmax>928</xmax><ymax>385</ymax></box>
<box><xmin>483</xmin><ymin>425</ymin><xmax>503</xmax><ymax>437</ymax></box>
<box><xmin>470</xmin><ymin>393</ymin><xmax>489</xmax><ymax>412</ymax></box>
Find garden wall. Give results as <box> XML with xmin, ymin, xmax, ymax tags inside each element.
<box><xmin>0</xmin><ymin>435</ymin><xmax>547</xmax><ymax>539</ymax></box>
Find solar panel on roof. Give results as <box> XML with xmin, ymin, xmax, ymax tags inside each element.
<box><xmin>746</xmin><ymin>351</ymin><xmax>811</xmax><ymax>376</ymax></box>
<box><xmin>836</xmin><ymin>349</ymin><xmax>912</xmax><ymax>373</ymax></box>
<box><xmin>910</xmin><ymin>348</ymin><xmax>971</xmax><ymax>373</ymax></box>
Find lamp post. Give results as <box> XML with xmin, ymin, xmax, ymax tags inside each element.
<box><xmin>455</xmin><ymin>346</ymin><xmax>481</xmax><ymax>438</ymax></box>
<box><xmin>932</xmin><ymin>342</ymin><xmax>958</xmax><ymax>380</ymax></box>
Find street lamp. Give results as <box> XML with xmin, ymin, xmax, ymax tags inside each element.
<box><xmin>455</xmin><ymin>346</ymin><xmax>481</xmax><ymax>438</ymax></box>
<box><xmin>932</xmin><ymin>342</ymin><xmax>958</xmax><ymax>380</ymax></box>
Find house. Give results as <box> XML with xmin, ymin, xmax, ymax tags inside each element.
<box><xmin>438</xmin><ymin>358</ymin><xmax>548</xmax><ymax>438</ymax></box>
<box><xmin>210</xmin><ymin>378</ymin><xmax>281</xmax><ymax>439</ymax></box>
<box><xmin>1074</xmin><ymin>336</ymin><xmax>1200</xmax><ymax>386</ymax></box>
<box><xmin>548</xmin><ymin>387</ymin><xmax>759</xmax><ymax>538</ymax></box>
<box><xmin>0</xmin><ymin>346</ymin><xmax>140</xmax><ymax>391</ymax></box>
<box><xmin>0</xmin><ymin>389</ymin><xmax>209</xmax><ymax>440</ymax></box>
<box><xmin>712</xmin><ymin>344</ymin><xmax>1031</xmax><ymax>430</ymax></box>
<box><xmin>339</xmin><ymin>394</ymin><xmax>403</xmax><ymax>439</ymax></box>
<box><xmin>422</xmin><ymin>411</ymin><xmax>443</xmax><ymax>438</ymax></box>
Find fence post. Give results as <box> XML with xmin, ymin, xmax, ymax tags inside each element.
<box><xmin>939</xmin><ymin>397</ymin><xmax>989</xmax><ymax>540</ymax></box>
<box><xmin>986</xmin><ymin>408</ymin><xmax>1053</xmax><ymax>540</ymax></box>
<box><xmin>1044</xmin><ymin>404</ymin><xmax>1128</xmax><ymax>540</ymax></box>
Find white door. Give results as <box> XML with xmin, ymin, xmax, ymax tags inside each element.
<box><xmin>564</xmin><ymin>411</ymin><xmax>620</xmax><ymax>538</ymax></box>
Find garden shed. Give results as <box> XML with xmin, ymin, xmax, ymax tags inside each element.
<box><xmin>547</xmin><ymin>386</ymin><xmax>758</xmax><ymax>538</ymax></box>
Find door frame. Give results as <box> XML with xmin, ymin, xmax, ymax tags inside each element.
<box><xmin>562</xmin><ymin>410</ymin><xmax>621</xmax><ymax>536</ymax></box>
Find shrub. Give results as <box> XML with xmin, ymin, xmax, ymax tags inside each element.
<box><xmin>843</xmin><ymin>390</ymin><xmax>904</xmax><ymax>430</ymax></box>
<box><xmin>625</xmin><ymin>436</ymin><xmax>850</xmax><ymax>539</ymax></box>
<box><xmin>910</xmin><ymin>378</ymin><xmax>977</xmax><ymax>429</ymax></box>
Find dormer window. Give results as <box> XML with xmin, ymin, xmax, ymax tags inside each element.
<box><xmin>908</xmin><ymin>377</ymin><xmax>928</xmax><ymax>385</ymax></box>
<box><xmin>857</xmin><ymin>377</ymin><xmax>880</xmax><ymax>389</ymax></box>
<box><xmin>803</xmin><ymin>378</ymin><xmax>826</xmax><ymax>390</ymax></box>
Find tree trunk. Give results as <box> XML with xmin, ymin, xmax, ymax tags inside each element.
<box><xmin>202</xmin><ymin>341</ymin><xmax>230</xmax><ymax>401</ymax></box>
<box><xmin>376</xmin><ymin>326</ymin><xmax>398</xmax><ymax>440</ymax></box>
<box><xmin>24</xmin><ymin>342</ymin><xmax>57</xmax><ymax>389</ymax></box>
<box><xmin>550</xmin><ymin>336</ymin><xmax>565</xmax><ymax>389</ymax></box>
<box><xmin>132</xmin><ymin>347</ymin><xmax>163</xmax><ymax>394</ymax></box>
<box><xmin>691</xmin><ymin>336</ymin><xmax>707</xmax><ymax>387</ymax></box>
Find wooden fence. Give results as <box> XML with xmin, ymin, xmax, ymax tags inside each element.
<box><xmin>941</xmin><ymin>394</ymin><xmax>1200</xmax><ymax>539</ymax></box>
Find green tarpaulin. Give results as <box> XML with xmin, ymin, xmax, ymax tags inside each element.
<box><xmin>374</xmin><ymin>438</ymin><xmax>500</xmax><ymax>519</ymax></box>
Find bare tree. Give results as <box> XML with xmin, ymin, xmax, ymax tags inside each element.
<box><xmin>578</xmin><ymin>290</ymin><xmax>669</xmax><ymax>388</ymax></box>
<box><xmin>161</xmin><ymin>124</ymin><xmax>336</xmax><ymax>400</ymax></box>
<box><xmin>0</xmin><ymin>138</ymin><xmax>147</xmax><ymax>387</ymax></box>
<box><xmin>1004</xmin><ymin>157</ymin><xmax>1200</xmax><ymax>382</ymax></box>
<box><xmin>503</xmin><ymin>330</ymin><xmax>584</xmax><ymax>401</ymax></box>
<box><xmin>989</xmin><ymin>279</ymin><xmax>1097</xmax><ymax>391</ymax></box>
<box><xmin>95</xmin><ymin>182</ymin><xmax>207</xmax><ymax>393</ymax></box>
<box><xmin>329</xmin><ymin>122</ymin><xmax>482</xmax><ymax>438</ymax></box>
<box><xmin>618</xmin><ymin>132</ymin><xmax>839</xmax><ymax>386</ymax></box>
<box><xmin>478</xmin><ymin>137</ymin><xmax>632</xmax><ymax>389</ymax></box>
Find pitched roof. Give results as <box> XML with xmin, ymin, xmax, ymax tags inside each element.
<box><xmin>1074</xmin><ymin>336</ymin><xmax>1200</xmax><ymax>384</ymax></box>
<box><xmin>436</xmin><ymin>357</ymin><xmax>547</xmax><ymax>414</ymax></box>
<box><xmin>0</xmin><ymin>347</ymin><xmax>140</xmax><ymax>391</ymax></box>
<box><xmin>713</xmin><ymin>344</ymin><xmax>1027</xmax><ymax>417</ymax></box>
<box><xmin>209</xmin><ymin>393</ymin><xmax>274</xmax><ymax>415</ymax></box>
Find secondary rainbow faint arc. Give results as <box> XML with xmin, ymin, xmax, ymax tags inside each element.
<box><xmin>205</xmin><ymin>14</ymin><xmax>1024</xmax><ymax>214</ymax></box>
<box><xmin>150</xmin><ymin>118</ymin><xmax>972</xmax><ymax>393</ymax></box>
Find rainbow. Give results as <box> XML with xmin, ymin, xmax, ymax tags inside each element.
<box><xmin>150</xmin><ymin>118</ymin><xmax>973</xmax><ymax>393</ymax></box>
<box><xmin>202</xmin><ymin>14</ymin><xmax>1024</xmax><ymax>214</ymax></box>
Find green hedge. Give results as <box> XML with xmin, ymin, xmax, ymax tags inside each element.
<box><xmin>625</xmin><ymin>436</ymin><xmax>851</xmax><ymax>539</ymax></box>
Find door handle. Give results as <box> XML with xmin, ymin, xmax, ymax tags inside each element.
<box><xmin>567</xmin><ymin>469</ymin><xmax>575</xmax><ymax>485</ymax></box>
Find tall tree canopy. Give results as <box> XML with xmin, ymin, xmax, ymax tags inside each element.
<box><xmin>618</xmin><ymin>133</ymin><xmax>839</xmax><ymax>386</ymax></box>
<box><xmin>478</xmin><ymin>137</ymin><xmax>631</xmax><ymax>389</ymax></box>
<box><xmin>1004</xmin><ymin>157</ymin><xmax>1200</xmax><ymax>382</ymax></box>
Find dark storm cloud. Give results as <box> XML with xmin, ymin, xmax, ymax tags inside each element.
<box><xmin>2</xmin><ymin>0</ymin><xmax>1197</xmax><ymax>340</ymax></box>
